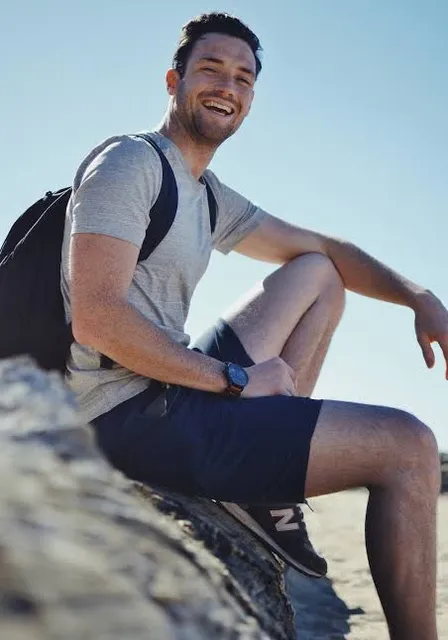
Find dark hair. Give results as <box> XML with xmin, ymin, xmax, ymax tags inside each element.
<box><xmin>172</xmin><ymin>12</ymin><xmax>262</xmax><ymax>79</ymax></box>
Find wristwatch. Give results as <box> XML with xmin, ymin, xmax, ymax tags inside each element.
<box><xmin>224</xmin><ymin>362</ymin><xmax>249</xmax><ymax>397</ymax></box>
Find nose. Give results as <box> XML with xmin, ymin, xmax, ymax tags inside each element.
<box><xmin>213</xmin><ymin>73</ymin><xmax>237</xmax><ymax>99</ymax></box>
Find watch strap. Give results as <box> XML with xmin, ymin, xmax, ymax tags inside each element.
<box><xmin>224</xmin><ymin>362</ymin><xmax>248</xmax><ymax>397</ymax></box>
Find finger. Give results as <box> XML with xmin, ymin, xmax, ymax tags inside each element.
<box><xmin>277</xmin><ymin>356</ymin><xmax>295</xmax><ymax>378</ymax></box>
<box><xmin>285</xmin><ymin>364</ymin><xmax>298</xmax><ymax>390</ymax></box>
<box><xmin>287</xmin><ymin>380</ymin><xmax>297</xmax><ymax>397</ymax></box>
<box><xmin>438</xmin><ymin>336</ymin><xmax>448</xmax><ymax>380</ymax></box>
<box><xmin>280</xmin><ymin>389</ymin><xmax>296</xmax><ymax>397</ymax></box>
<box><xmin>418</xmin><ymin>333</ymin><xmax>435</xmax><ymax>369</ymax></box>
<box><xmin>279</xmin><ymin>379</ymin><xmax>296</xmax><ymax>396</ymax></box>
<box><xmin>286</xmin><ymin>363</ymin><xmax>296</xmax><ymax>379</ymax></box>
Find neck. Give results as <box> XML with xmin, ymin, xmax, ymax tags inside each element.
<box><xmin>158</xmin><ymin>112</ymin><xmax>217</xmax><ymax>180</ymax></box>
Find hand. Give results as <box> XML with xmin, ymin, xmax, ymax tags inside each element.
<box><xmin>242</xmin><ymin>357</ymin><xmax>297</xmax><ymax>397</ymax></box>
<box><xmin>414</xmin><ymin>291</ymin><xmax>448</xmax><ymax>379</ymax></box>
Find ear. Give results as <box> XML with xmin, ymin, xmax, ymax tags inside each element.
<box><xmin>166</xmin><ymin>69</ymin><xmax>180</xmax><ymax>96</ymax></box>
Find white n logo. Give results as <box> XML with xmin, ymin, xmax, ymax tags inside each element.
<box><xmin>269</xmin><ymin>508</ymin><xmax>299</xmax><ymax>532</ymax></box>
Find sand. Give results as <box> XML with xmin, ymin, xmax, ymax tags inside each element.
<box><xmin>286</xmin><ymin>490</ymin><xmax>448</xmax><ymax>639</ymax></box>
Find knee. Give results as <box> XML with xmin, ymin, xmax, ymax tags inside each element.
<box><xmin>389</xmin><ymin>410</ymin><xmax>440</xmax><ymax>492</ymax></box>
<box><xmin>291</xmin><ymin>252</ymin><xmax>346</xmax><ymax>315</ymax></box>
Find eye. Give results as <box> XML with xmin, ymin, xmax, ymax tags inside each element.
<box><xmin>238</xmin><ymin>77</ymin><xmax>251</xmax><ymax>86</ymax></box>
<box><xmin>202</xmin><ymin>67</ymin><xmax>217</xmax><ymax>73</ymax></box>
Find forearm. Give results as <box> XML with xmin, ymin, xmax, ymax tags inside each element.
<box><xmin>73</xmin><ymin>299</ymin><xmax>227</xmax><ymax>392</ymax></box>
<box><xmin>324</xmin><ymin>236</ymin><xmax>429</xmax><ymax>310</ymax></box>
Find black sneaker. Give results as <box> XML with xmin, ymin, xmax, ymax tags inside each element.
<box><xmin>219</xmin><ymin>502</ymin><xmax>327</xmax><ymax>578</ymax></box>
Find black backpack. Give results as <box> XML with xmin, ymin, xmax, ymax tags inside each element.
<box><xmin>0</xmin><ymin>134</ymin><xmax>217</xmax><ymax>373</ymax></box>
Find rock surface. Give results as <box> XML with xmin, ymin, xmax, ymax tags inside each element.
<box><xmin>0</xmin><ymin>358</ymin><xmax>295</xmax><ymax>640</ymax></box>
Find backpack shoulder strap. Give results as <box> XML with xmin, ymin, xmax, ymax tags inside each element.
<box><xmin>201</xmin><ymin>177</ymin><xmax>217</xmax><ymax>235</ymax></box>
<box><xmin>134</xmin><ymin>133</ymin><xmax>178</xmax><ymax>262</ymax></box>
<box><xmin>137</xmin><ymin>132</ymin><xmax>217</xmax><ymax>239</ymax></box>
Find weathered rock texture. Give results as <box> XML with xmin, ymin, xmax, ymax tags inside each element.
<box><xmin>0</xmin><ymin>358</ymin><xmax>295</xmax><ymax>640</ymax></box>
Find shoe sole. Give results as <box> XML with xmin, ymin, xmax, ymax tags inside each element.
<box><xmin>218</xmin><ymin>502</ymin><xmax>325</xmax><ymax>579</ymax></box>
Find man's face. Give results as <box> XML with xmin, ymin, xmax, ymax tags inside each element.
<box><xmin>168</xmin><ymin>33</ymin><xmax>256</xmax><ymax>145</ymax></box>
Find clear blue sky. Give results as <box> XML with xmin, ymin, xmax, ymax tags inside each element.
<box><xmin>1</xmin><ymin>1</ymin><xmax>447</xmax><ymax>448</ymax></box>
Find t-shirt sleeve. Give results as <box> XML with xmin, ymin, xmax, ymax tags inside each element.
<box><xmin>70</xmin><ymin>135</ymin><xmax>162</xmax><ymax>248</ymax></box>
<box><xmin>208</xmin><ymin>176</ymin><xmax>267</xmax><ymax>255</ymax></box>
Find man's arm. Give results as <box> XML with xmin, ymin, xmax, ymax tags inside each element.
<box><xmin>235</xmin><ymin>213</ymin><xmax>448</xmax><ymax>376</ymax></box>
<box><xmin>69</xmin><ymin>232</ymin><xmax>297</xmax><ymax>396</ymax></box>
<box><xmin>70</xmin><ymin>233</ymin><xmax>229</xmax><ymax>392</ymax></box>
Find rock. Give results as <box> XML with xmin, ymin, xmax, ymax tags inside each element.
<box><xmin>0</xmin><ymin>358</ymin><xmax>295</xmax><ymax>640</ymax></box>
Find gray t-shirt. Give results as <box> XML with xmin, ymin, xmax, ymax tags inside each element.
<box><xmin>61</xmin><ymin>131</ymin><xmax>265</xmax><ymax>423</ymax></box>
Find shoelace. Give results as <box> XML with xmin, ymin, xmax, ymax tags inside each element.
<box><xmin>303</xmin><ymin>499</ymin><xmax>315</xmax><ymax>513</ymax></box>
<box><xmin>292</xmin><ymin>501</ymin><xmax>316</xmax><ymax>537</ymax></box>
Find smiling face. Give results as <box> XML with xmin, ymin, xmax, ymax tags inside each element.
<box><xmin>166</xmin><ymin>32</ymin><xmax>256</xmax><ymax>145</ymax></box>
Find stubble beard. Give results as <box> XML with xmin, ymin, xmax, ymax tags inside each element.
<box><xmin>192</xmin><ymin>107</ymin><xmax>240</xmax><ymax>145</ymax></box>
<box><xmin>177</xmin><ymin>85</ymin><xmax>240</xmax><ymax>146</ymax></box>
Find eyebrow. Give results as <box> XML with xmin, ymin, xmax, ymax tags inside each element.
<box><xmin>197</xmin><ymin>56</ymin><xmax>255</xmax><ymax>78</ymax></box>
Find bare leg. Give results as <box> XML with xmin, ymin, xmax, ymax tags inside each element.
<box><xmin>221</xmin><ymin>253</ymin><xmax>439</xmax><ymax>637</ymax></box>
<box><xmin>222</xmin><ymin>252</ymin><xmax>345</xmax><ymax>395</ymax></box>
<box><xmin>306</xmin><ymin>400</ymin><xmax>440</xmax><ymax>640</ymax></box>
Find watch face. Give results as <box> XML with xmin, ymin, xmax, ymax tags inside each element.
<box><xmin>228</xmin><ymin>363</ymin><xmax>249</xmax><ymax>387</ymax></box>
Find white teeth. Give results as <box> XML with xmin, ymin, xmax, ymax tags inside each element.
<box><xmin>203</xmin><ymin>100</ymin><xmax>233</xmax><ymax>114</ymax></box>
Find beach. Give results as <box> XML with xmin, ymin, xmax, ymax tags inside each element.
<box><xmin>286</xmin><ymin>489</ymin><xmax>448</xmax><ymax>639</ymax></box>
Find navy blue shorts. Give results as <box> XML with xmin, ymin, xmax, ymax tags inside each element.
<box><xmin>92</xmin><ymin>320</ymin><xmax>323</xmax><ymax>504</ymax></box>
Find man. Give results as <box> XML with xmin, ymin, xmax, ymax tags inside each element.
<box><xmin>62</xmin><ymin>12</ymin><xmax>445</xmax><ymax>639</ymax></box>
